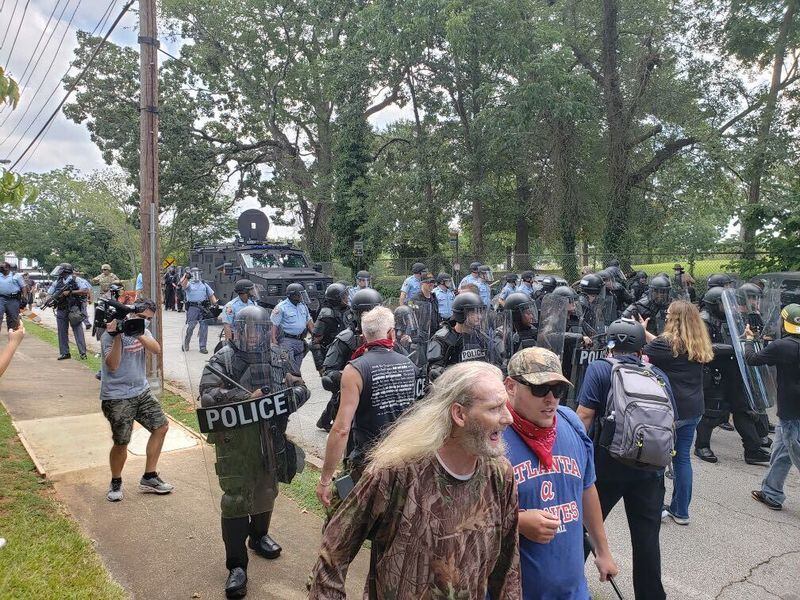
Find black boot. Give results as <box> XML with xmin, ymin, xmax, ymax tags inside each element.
<box><xmin>249</xmin><ymin>511</ymin><xmax>281</xmax><ymax>559</ymax></box>
<box><xmin>694</xmin><ymin>447</ymin><xmax>718</xmax><ymax>463</ymax></box>
<box><xmin>744</xmin><ymin>449</ymin><xmax>771</xmax><ymax>465</ymax></box>
<box><xmin>225</xmin><ymin>567</ymin><xmax>247</xmax><ymax>598</ymax></box>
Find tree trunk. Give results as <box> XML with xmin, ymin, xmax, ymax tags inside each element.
<box><xmin>552</xmin><ymin>118</ymin><xmax>580</xmax><ymax>283</ymax></box>
<box><xmin>741</xmin><ymin>0</ymin><xmax>797</xmax><ymax>259</ymax></box>
<box><xmin>600</xmin><ymin>0</ymin><xmax>632</xmax><ymax>263</ymax></box>
<box><xmin>514</xmin><ymin>173</ymin><xmax>531</xmax><ymax>269</ymax></box>
<box><xmin>408</xmin><ymin>73</ymin><xmax>439</xmax><ymax>256</ymax></box>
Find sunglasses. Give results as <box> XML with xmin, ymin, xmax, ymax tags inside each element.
<box><xmin>512</xmin><ymin>377</ymin><xmax>568</xmax><ymax>399</ymax></box>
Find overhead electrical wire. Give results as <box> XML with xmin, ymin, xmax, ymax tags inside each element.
<box><xmin>3</xmin><ymin>0</ymin><xmax>31</xmax><ymax>68</ymax></box>
<box><xmin>0</xmin><ymin>0</ymin><xmax>20</xmax><ymax>51</ymax></box>
<box><xmin>9</xmin><ymin>0</ymin><xmax>134</xmax><ymax>170</ymax></box>
<box><xmin>13</xmin><ymin>0</ymin><xmax>65</xmax><ymax>88</ymax></box>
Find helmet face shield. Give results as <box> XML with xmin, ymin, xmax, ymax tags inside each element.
<box><xmin>190</xmin><ymin>268</ymin><xmax>202</xmax><ymax>282</ymax></box>
<box><xmin>650</xmin><ymin>288</ymin><xmax>670</xmax><ymax>305</ymax></box>
<box><xmin>479</xmin><ymin>267</ymin><xmax>493</xmax><ymax>282</ymax></box>
<box><xmin>233</xmin><ymin>319</ymin><xmax>271</xmax><ymax>354</ymax></box>
<box><xmin>464</xmin><ymin>305</ymin><xmax>487</xmax><ymax>327</ymax></box>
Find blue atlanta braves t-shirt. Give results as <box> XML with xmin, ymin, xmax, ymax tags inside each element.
<box><xmin>503</xmin><ymin>406</ymin><xmax>596</xmax><ymax>600</ymax></box>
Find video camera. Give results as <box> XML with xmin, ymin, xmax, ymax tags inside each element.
<box><xmin>92</xmin><ymin>298</ymin><xmax>150</xmax><ymax>338</ymax></box>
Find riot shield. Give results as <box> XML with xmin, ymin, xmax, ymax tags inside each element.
<box><xmin>536</xmin><ymin>294</ymin><xmax>569</xmax><ymax>360</ymax></box>
<box><xmin>721</xmin><ymin>290</ymin><xmax>776</xmax><ymax>413</ymax></box>
<box><xmin>406</xmin><ymin>299</ymin><xmax>434</xmax><ymax>370</ymax></box>
<box><xmin>600</xmin><ymin>288</ymin><xmax>616</xmax><ymax>328</ymax></box>
<box><xmin>183</xmin><ymin>316</ymin><xmax>308</xmax><ymax>519</ymax></box>
<box><xmin>457</xmin><ymin>304</ymin><xmax>505</xmax><ymax>367</ymax></box>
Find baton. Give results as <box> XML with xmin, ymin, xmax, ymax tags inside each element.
<box><xmin>584</xmin><ymin>530</ymin><xmax>624</xmax><ymax>600</ymax></box>
<box><xmin>205</xmin><ymin>364</ymin><xmax>252</xmax><ymax>393</ymax></box>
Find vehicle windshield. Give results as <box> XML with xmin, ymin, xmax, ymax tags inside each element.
<box><xmin>240</xmin><ymin>251</ymin><xmax>308</xmax><ymax>269</ymax></box>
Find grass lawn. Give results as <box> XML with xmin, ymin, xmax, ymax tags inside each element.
<box><xmin>23</xmin><ymin>319</ymin><xmax>102</xmax><ymax>373</ymax></box>
<box><xmin>0</xmin><ymin>404</ymin><xmax>127</xmax><ymax>599</ymax></box>
<box><xmin>631</xmin><ymin>258</ymin><xmax>733</xmax><ymax>277</ymax></box>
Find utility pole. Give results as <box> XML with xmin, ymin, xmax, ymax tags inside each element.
<box><xmin>139</xmin><ymin>0</ymin><xmax>162</xmax><ymax>388</ymax></box>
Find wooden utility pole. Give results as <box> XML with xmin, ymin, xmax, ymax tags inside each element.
<box><xmin>139</xmin><ymin>0</ymin><xmax>163</xmax><ymax>388</ymax></box>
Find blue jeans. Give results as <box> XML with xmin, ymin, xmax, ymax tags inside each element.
<box><xmin>669</xmin><ymin>416</ymin><xmax>701</xmax><ymax>519</ymax></box>
<box><xmin>761</xmin><ymin>419</ymin><xmax>800</xmax><ymax>505</ymax></box>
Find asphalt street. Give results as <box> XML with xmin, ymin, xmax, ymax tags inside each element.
<box><xmin>30</xmin><ymin>305</ymin><xmax>800</xmax><ymax>599</ymax></box>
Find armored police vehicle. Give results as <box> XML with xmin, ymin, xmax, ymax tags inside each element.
<box><xmin>189</xmin><ymin>209</ymin><xmax>332</xmax><ymax>315</ymax></box>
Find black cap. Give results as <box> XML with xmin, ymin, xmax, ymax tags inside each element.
<box><xmin>469</xmin><ymin>261</ymin><xmax>481</xmax><ymax>272</ymax></box>
<box><xmin>411</xmin><ymin>262</ymin><xmax>427</xmax><ymax>275</ymax></box>
<box><xmin>436</xmin><ymin>272</ymin><xmax>452</xmax><ymax>284</ymax></box>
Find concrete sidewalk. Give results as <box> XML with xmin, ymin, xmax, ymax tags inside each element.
<box><xmin>0</xmin><ymin>334</ymin><xmax>368</xmax><ymax>599</ymax></box>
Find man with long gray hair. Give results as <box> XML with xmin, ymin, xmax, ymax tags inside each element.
<box><xmin>308</xmin><ymin>361</ymin><xmax>520</xmax><ymax>599</ymax></box>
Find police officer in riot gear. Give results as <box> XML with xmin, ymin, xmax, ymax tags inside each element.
<box><xmin>578</xmin><ymin>273</ymin><xmax>605</xmax><ymax>334</ymax></box>
<box><xmin>598</xmin><ymin>269</ymin><xmax>633</xmax><ymax>318</ymax></box>
<box><xmin>533</xmin><ymin>275</ymin><xmax>558</xmax><ymax>309</ymax></box>
<box><xmin>317</xmin><ymin>288</ymin><xmax>384</xmax><ymax>431</ymax></box>
<box><xmin>222</xmin><ymin>279</ymin><xmax>257</xmax><ymax>343</ymax></box>
<box><xmin>693</xmin><ymin>288</ymin><xmax>771</xmax><ymax>465</ymax></box>
<box><xmin>621</xmin><ymin>274</ymin><xmax>671</xmax><ymax>334</ymax></box>
<box><xmin>629</xmin><ymin>271</ymin><xmax>649</xmax><ymax>302</ymax></box>
<box><xmin>311</xmin><ymin>283</ymin><xmax>351</xmax><ymax>372</ymax></box>
<box><xmin>501</xmin><ymin>292</ymin><xmax>538</xmax><ymax>353</ymax></box>
<box><xmin>707</xmin><ymin>273</ymin><xmax>734</xmax><ymax>289</ymax></box>
<box><xmin>427</xmin><ymin>291</ymin><xmax>491</xmax><ymax>381</ymax></box>
<box><xmin>199</xmin><ymin>305</ymin><xmax>310</xmax><ymax>598</ymax></box>
<box><xmin>605</xmin><ymin>258</ymin><xmax>627</xmax><ymax>286</ymax></box>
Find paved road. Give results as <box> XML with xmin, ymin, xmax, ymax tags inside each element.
<box><xmin>28</xmin><ymin>306</ymin><xmax>800</xmax><ymax>599</ymax></box>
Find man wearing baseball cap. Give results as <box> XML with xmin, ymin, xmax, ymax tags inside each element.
<box><xmin>504</xmin><ymin>348</ymin><xmax>618</xmax><ymax>599</ymax></box>
<box><xmin>746</xmin><ymin>304</ymin><xmax>800</xmax><ymax>511</ymax></box>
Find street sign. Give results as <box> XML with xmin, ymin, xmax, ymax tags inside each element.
<box><xmin>353</xmin><ymin>241</ymin><xmax>364</xmax><ymax>256</ymax></box>
<box><xmin>162</xmin><ymin>257</ymin><xmax>176</xmax><ymax>269</ymax></box>
<box><xmin>453</xmin><ymin>263</ymin><xmax>460</xmax><ymax>272</ymax></box>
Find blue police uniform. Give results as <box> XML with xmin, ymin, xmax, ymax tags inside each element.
<box><xmin>135</xmin><ymin>273</ymin><xmax>143</xmax><ymax>293</ymax></box>
<box><xmin>459</xmin><ymin>273</ymin><xmax>491</xmax><ymax>306</ymax></box>
<box><xmin>400</xmin><ymin>275</ymin><xmax>422</xmax><ymax>304</ymax></box>
<box><xmin>0</xmin><ymin>272</ymin><xmax>25</xmax><ymax>330</ymax></box>
<box><xmin>48</xmin><ymin>275</ymin><xmax>89</xmax><ymax>356</ymax></box>
<box><xmin>223</xmin><ymin>296</ymin><xmax>256</xmax><ymax>325</ymax></box>
<box><xmin>432</xmin><ymin>286</ymin><xmax>455</xmax><ymax>320</ymax></box>
<box><xmin>518</xmin><ymin>281</ymin><xmax>534</xmax><ymax>298</ymax></box>
<box><xmin>348</xmin><ymin>285</ymin><xmax>369</xmax><ymax>304</ymax></box>
<box><xmin>75</xmin><ymin>276</ymin><xmax>92</xmax><ymax>327</ymax></box>
<box><xmin>499</xmin><ymin>283</ymin><xmax>516</xmax><ymax>301</ymax></box>
<box><xmin>271</xmin><ymin>298</ymin><xmax>311</xmax><ymax>372</ymax></box>
<box><xmin>183</xmin><ymin>280</ymin><xmax>215</xmax><ymax>351</ymax></box>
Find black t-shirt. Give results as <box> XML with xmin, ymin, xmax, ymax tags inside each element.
<box><xmin>349</xmin><ymin>348</ymin><xmax>417</xmax><ymax>453</ymax></box>
<box><xmin>643</xmin><ymin>337</ymin><xmax>705</xmax><ymax>421</ymax></box>
<box><xmin>745</xmin><ymin>337</ymin><xmax>800</xmax><ymax>421</ymax></box>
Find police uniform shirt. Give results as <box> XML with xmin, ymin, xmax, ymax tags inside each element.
<box><xmin>459</xmin><ymin>274</ymin><xmax>491</xmax><ymax>306</ymax></box>
<box><xmin>270</xmin><ymin>298</ymin><xmax>310</xmax><ymax>335</ymax></box>
<box><xmin>432</xmin><ymin>287</ymin><xmax>455</xmax><ymax>319</ymax></box>
<box><xmin>401</xmin><ymin>275</ymin><xmax>422</xmax><ymax>302</ymax></box>
<box><xmin>499</xmin><ymin>283</ymin><xmax>516</xmax><ymax>300</ymax></box>
<box><xmin>223</xmin><ymin>297</ymin><xmax>256</xmax><ymax>325</ymax></box>
<box><xmin>518</xmin><ymin>282</ymin><xmax>534</xmax><ymax>298</ymax></box>
<box><xmin>185</xmin><ymin>280</ymin><xmax>214</xmax><ymax>303</ymax></box>
<box><xmin>47</xmin><ymin>275</ymin><xmax>88</xmax><ymax>295</ymax></box>
<box><xmin>135</xmin><ymin>273</ymin><xmax>143</xmax><ymax>292</ymax></box>
<box><xmin>0</xmin><ymin>273</ymin><xmax>25</xmax><ymax>296</ymax></box>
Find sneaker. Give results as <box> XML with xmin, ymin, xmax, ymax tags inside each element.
<box><xmin>661</xmin><ymin>507</ymin><xmax>690</xmax><ymax>525</ymax></box>
<box><xmin>139</xmin><ymin>474</ymin><xmax>174</xmax><ymax>495</ymax></box>
<box><xmin>199</xmin><ymin>348</ymin><xmax>208</xmax><ymax>354</ymax></box>
<box><xmin>719</xmin><ymin>422</ymin><xmax>734</xmax><ymax>431</ymax></box>
<box><xmin>57</xmin><ymin>353</ymin><xmax>71</xmax><ymax>360</ymax></box>
<box><xmin>107</xmin><ymin>480</ymin><xmax>123</xmax><ymax>502</ymax></box>
<box><xmin>79</xmin><ymin>353</ymin><xmax>88</xmax><ymax>360</ymax></box>
<box><xmin>760</xmin><ymin>437</ymin><xmax>773</xmax><ymax>448</ymax></box>
<box><xmin>751</xmin><ymin>490</ymin><xmax>782</xmax><ymax>511</ymax></box>
<box><xmin>745</xmin><ymin>449</ymin><xmax>771</xmax><ymax>465</ymax></box>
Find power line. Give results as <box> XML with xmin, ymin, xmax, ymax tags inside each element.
<box><xmin>17</xmin><ymin>1</ymin><xmax>119</xmax><ymax>172</ymax></box>
<box><xmin>9</xmin><ymin>0</ymin><xmax>134</xmax><ymax>170</ymax></box>
<box><xmin>3</xmin><ymin>0</ymin><xmax>31</xmax><ymax>68</ymax></box>
<box><xmin>0</xmin><ymin>0</ymin><xmax>81</xmax><ymax>139</ymax></box>
<box><xmin>12</xmin><ymin>0</ymin><xmax>64</xmax><ymax>86</ymax></box>
<box><xmin>0</xmin><ymin>0</ymin><xmax>20</xmax><ymax>50</ymax></box>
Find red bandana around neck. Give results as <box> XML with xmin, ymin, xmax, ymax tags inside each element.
<box><xmin>350</xmin><ymin>338</ymin><xmax>394</xmax><ymax>360</ymax></box>
<box><xmin>507</xmin><ymin>401</ymin><xmax>558</xmax><ymax>469</ymax></box>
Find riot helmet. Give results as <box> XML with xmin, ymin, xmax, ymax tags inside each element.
<box><xmin>597</xmin><ymin>269</ymin><xmax>614</xmax><ymax>289</ymax></box>
<box><xmin>540</xmin><ymin>276</ymin><xmax>558</xmax><ymax>293</ymax></box>
<box><xmin>552</xmin><ymin>285</ymin><xmax>579</xmax><ymax>315</ymax></box>
<box><xmin>505</xmin><ymin>273</ymin><xmax>518</xmax><ymax>285</ymax></box>
<box><xmin>505</xmin><ymin>292</ymin><xmax>537</xmax><ymax>328</ymax></box>
<box><xmin>234</xmin><ymin>278</ymin><xmax>255</xmax><ymax>296</ymax></box>
<box><xmin>555</xmin><ymin>277</ymin><xmax>568</xmax><ymax>288</ymax></box>
<box><xmin>232</xmin><ymin>305</ymin><xmax>271</xmax><ymax>361</ymax></box>
<box><xmin>51</xmin><ymin>263</ymin><xmax>74</xmax><ymax>278</ymax></box>
<box><xmin>702</xmin><ymin>287</ymin><xmax>726</xmax><ymax>320</ymax></box>
<box><xmin>324</xmin><ymin>282</ymin><xmax>349</xmax><ymax>307</ymax></box>
<box><xmin>286</xmin><ymin>282</ymin><xmax>305</xmax><ymax>305</ymax></box>
<box><xmin>478</xmin><ymin>265</ymin><xmax>493</xmax><ymax>282</ymax></box>
<box><xmin>393</xmin><ymin>305</ymin><xmax>415</xmax><ymax>337</ymax></box>
<box><xmin>411</xmin><ymin>262</ymin><xmax>427</xmax><ymax>275</ymax></box>
<box><xmin>707</xmin><ymin>273</ymin><xmax>733</xmax><ymax>289</ymax></box>
<box><xmin>579</xmin><ymin>274</ymin><xmax>603</xmax><ymax>296</ymax></box>
<box><xmin>736</xmin><ymin>283</ymin><xmax>763</xmax><ymax>314</ymax></box>
<box><xmin>190</xmin><ymin>267</ymin><xmax>202</xmax><ymax>282</ymax></box>
<box><xmin>469</xmin><ymin>261</ymin><xmax>481</xmax><ymax>273</ymax></box>
<box><xmin>451</xmin><ymin>291</ymin><xmax>484</xmax><ymax>324</ymax></box>
<box><xmin>606</xmin><ymin>318</ymin><xmax>645</xmax><ymax>354</ymax></box>
<box><xmin>637</xmin><ymin>271</ymin><xmax>648</xmax><ymax>282</ymax></box>
<box><xmin>436</xmin><ymin>272</ymin><xmax>452</xmax><ymax>287</ymax></box>
<box><xmin>521</xmin><ymin>270</ymin><xmax>534</xmax><ymax>283</ymax></box>
<box><xmin>607</xmin><ymin>259</ymin><xmax>621</xmax><ymax>268</ymax></box>
<box><xmin>351</xmin><ymin>288</ymin><xmax>383</xmax><ymax>321</ymax></box>
<box><xmin>649</xmin><ymin>275</ymin><xmax>671</xmax><ymax>306</ymax></box>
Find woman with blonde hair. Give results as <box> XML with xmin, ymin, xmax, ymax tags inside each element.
<box><xmin>642</xmin><ymin>300</ymin><xmax>713</xmax><ymax>525</ymax></box>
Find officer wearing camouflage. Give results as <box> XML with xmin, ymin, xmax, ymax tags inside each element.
<box><xmin>317</xmin><ymin>288</ymin><xmax>384</xmax><ymax>432</ymax></box>
<box><xmin>93</xmin><ymin>264</ymin><xmax>122</xmax><ymax>296</ymax></box>
<box><xmin>199</xmin><ymin>305</ymin><xmax>310</xmax><ymax>598</ymax></box>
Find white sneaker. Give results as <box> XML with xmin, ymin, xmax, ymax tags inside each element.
<box><xmin>107</xmin><ymin>480</ymin><xmax>123</xmax><ymax>502</ymax></box>
<box><xmin>139</xmin><ymin>475</ymin><xmax>174</xmax><ymax>494</ymax></box>
<box><xmin>662</xmin><ymin>508</ymin><xmax>690</xmax><ymax>525</ymax></box>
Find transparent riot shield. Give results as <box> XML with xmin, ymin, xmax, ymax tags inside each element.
<box><xmin>491</xmin><ymin>309</ymin><xmax>516</xmax><ymax>372</ymax></box>
<box><xmin>600</xmin><ymin>288</ymin><xmax>617</xmax><ymax>328</ymax></box>
<box><xmin>721</xmin><ymin>290</ymin><xmax>776</xmax><ymax>412</ymax></box>
<box><xmin>406</xmin><ymin>299</ymin><xmax>435</xmax><ymax>370</ymax></box>
<box><xmin>458</xmin><ymin>304</ymin><xmax>505</xmax><ymax>368</ymax></box>
<box><xmin>536</xmin><ymin>294</ymin><xmax>569</xmax><ymax>360</ymax></box>
<box><xmin>183</xmin><ymin>316</ymin><xmax>308</xmax><ymax>519</ymax></box>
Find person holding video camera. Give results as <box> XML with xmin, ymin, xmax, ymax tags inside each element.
<box><xmin>101</xmin><ymin>298</ymin><xmax>173</xmax><ymax>502</ymax></box>
<box><xmin>181</xmin><ymin>267</ymin><xmax>218</xmax><ymax>354</ymax></box>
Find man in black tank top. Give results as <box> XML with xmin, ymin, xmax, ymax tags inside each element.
<box><xmin>316</xmin><ymin>306</ymin><xmax>418</xmax><ymax>509</ymax></box>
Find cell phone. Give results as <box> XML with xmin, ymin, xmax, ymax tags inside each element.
<box><xmin>334</xmin><ymin>474</ymin><xmax>355</xmax><ymax>500</ymax></box>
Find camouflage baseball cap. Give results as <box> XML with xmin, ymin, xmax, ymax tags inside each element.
<box><xmin>507</xmin><ymin>347</ymin><xmax>572</xmax><ymax>386</ymax></box>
